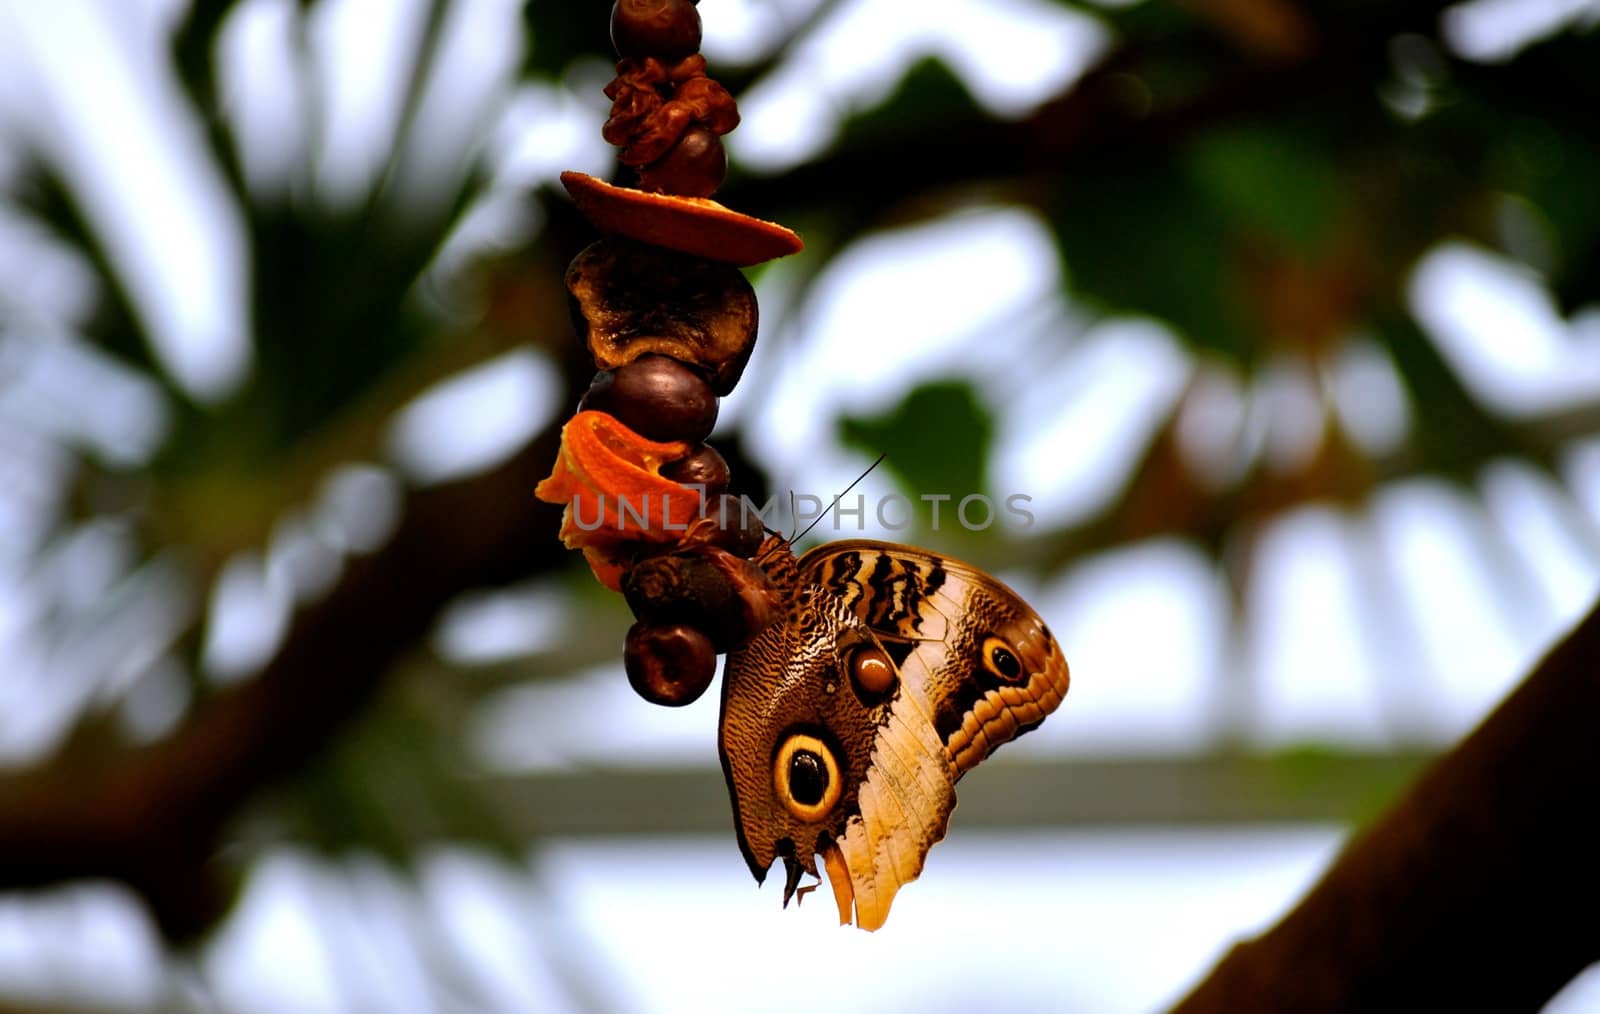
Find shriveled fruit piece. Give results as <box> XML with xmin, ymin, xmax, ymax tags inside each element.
<box><xmin>579</xmin><ymin>355</ymin><xmax>718</xmax><ymax>443</ymax></box>
<box><xmin>625</xmin><ymin>622</ymin><xmax>716</xmax><ymax>706</ymax></box>
<box><xmin>566</xmin><ymin>237</ymin><xmax>757</xmax><ymax>395</ymax></box>
<box><xmin>561</xmin><ymin>171</ymin><xmax>804</xmax><ymax>268</ymax></box>
<box><xmin>622</xmin><ymin>546</ymin><xmax>779</xmax><ymax>651</ymax></box>
<box><xmin>602</xmin><ymin>55</ymin><xmax>738</xmax><ymax>170</ymax></box>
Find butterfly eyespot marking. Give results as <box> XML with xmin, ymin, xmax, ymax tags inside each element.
<box><xmin>982</xmin><ymin>635</ymin><xmax>1025</xmax><ymax>683</ymax></box>
<box><xmin>773</xmin><ymin>733</ymin><xmax>842</xmax><ymax>822</ymax></box>
<box><xmin>848</xmin><ymin>643</ymin><xmax>897</xmax><ymax>697</ymax></box>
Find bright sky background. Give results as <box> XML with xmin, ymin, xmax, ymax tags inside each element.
<box><xmin>2</xmin><ymin>0</ymin><xmax>1600</xmax><ymax>1010</ymax></box>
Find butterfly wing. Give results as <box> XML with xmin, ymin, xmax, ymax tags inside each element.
<box><xmin>719</xmin><ymin>540</ymin><xmax>1070</xmax><ymax>930</ymax></box>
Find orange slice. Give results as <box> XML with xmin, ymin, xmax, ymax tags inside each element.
<box><xmin>560</xmin><ymin>171</ymin><xmax>804</xmax><ymax>267</ymax></box>
<box><xmin>535</xmin><ymin>411</ymin><xmax>702</xmax><ymax>566</ymax></box>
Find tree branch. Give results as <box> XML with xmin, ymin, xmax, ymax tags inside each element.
<box><xmin>0</xmin><ymin>423</ymin><xmax>574</xmax><ymax>938</ymax></box>
<box><xmin>0</xmin><ymin>0</ymin><xmax>1578</xmax><ymax>953</ymax></box>
<box><xmin>1173</xmin><ymin>597</ymin><xmax>1600</xmax><ymax>1011</ymax></box>
<box><xmin>0</xmin><ymin>211</ymin><xmax>600</xmax><ymax>938</ymax></box>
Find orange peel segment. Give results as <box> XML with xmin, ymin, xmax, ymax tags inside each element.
<box><xmin>581</xmin><ymin>545</ymin><xmax>634</xmax><ymax>593</ymax></box>
<box><xmin>561</xmin><ymin>171</ymin><xmax>804</xmax><ymax>267</ymax></box>
<box><xmin>535</xmin><ymin>411</ymin><xmax>704</xmax><ymax>585</ymax></box>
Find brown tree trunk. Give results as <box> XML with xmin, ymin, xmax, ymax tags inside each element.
<box><xmin>1174</xmin><ymin>599</ymin><xmax>1600</xmax><ymax>1011</ymax></box>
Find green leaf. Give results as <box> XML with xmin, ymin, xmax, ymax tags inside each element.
<box><xmin>1052</xmin><ymin>162</ymin><xmax>1256</xmax><ymax>360</ymax></box>
<box><xmin>838</xmin><ymin>379</ymin><xmax>994</xmax><ymax>505</ymax></box>
<box><xmin>259</xmin><ymin>684</ymin><xmax>525</xmax><ymax>864</ymax></box>
<box><xmin>1493</xmin><ymin>123</ymin><xmax>1600</xmax><ymax>312</ymax></box>
<box><xmin>1184</xmin><ymin>124</ymin><xmax>1340</xmax><ymax>253</ymax></box>
<box><xmin>834</xmin><ymin>56</ymin><xmax>986</xmax><ymax>154</ymax></box>
<box><xmin>521</xmin><ymin>3</ymin><xmax>614</xmax><ymax>78</ymax></box>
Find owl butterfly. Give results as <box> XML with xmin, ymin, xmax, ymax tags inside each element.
<box><xmin>719</xmin><ymin>538</ymin><xmax>1070</xmax><ymax>930</ymax></box>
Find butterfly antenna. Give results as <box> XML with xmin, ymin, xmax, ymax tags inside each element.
<box><xmin>793</xmin><ymin>453</ymin><xmax>887</xmax><ymax>544</ymax></box>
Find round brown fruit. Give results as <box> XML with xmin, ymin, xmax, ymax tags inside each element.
<box><xmin>611</xmin><ymin>0</ymin><xmax>701</xmax><ymax>60</ymax></box>
<box><xmin>638</xmin><ymin>128</ymin><xmax>727</xmax><ymax>198</ymax></box>
<box><xmin>661</xmin><ymin>443</ymin><xmax>731</xmax><ymax>495</ymax></box>
<box><xmin>705</xmin><ymin>493</ymin><xmax>766</xmax><ymax>557</ymax></box>
<box><xmin>625</xmin><ymin>622</ymin><xmax>717</xmax><ymax>706</ymax></box>
<box><xmin>579</xmin><ymin>355</ymin><xmax>718</xmax><ymax>443</ymax></box>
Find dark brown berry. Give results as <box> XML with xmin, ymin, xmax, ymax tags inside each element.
<box><xmin>579</xmin><ymin>354</ymin><xmax>718</xmax><ymax>443</ymax></box>
<box><xmin>703</xmin><ymin>493</ymin><xmax>766</xmax><ymax>557</ymax></box>
<box><xmin>638</xmin><ymin>128</ymin><xmax>727</xmax><ymax>198</ymax></box>
<box><xmin>625</xmin><ymin>622</ymin><xmax>716</xmax><ymax>706</ymax></box>
<box><xmin>661</xmin><ymin>444</ymin><xmax>730</xmax><ymax>495</ymax></box>
<box><xmin>611</xmin><ymin>0</ymin><xmax>701</xmax><ymax>60</ymax></box>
